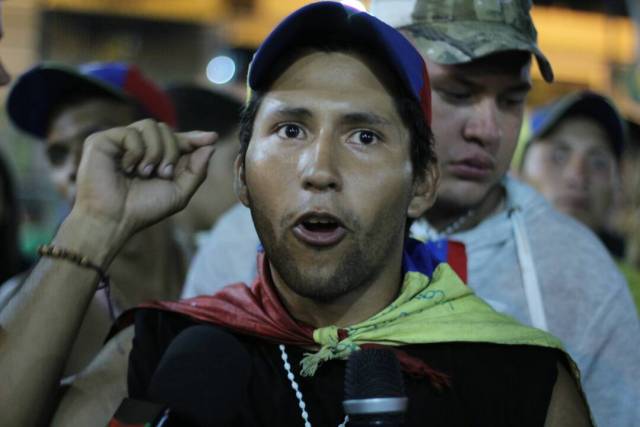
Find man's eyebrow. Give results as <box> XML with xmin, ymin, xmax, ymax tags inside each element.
<box><xmin>340</xmin><ymin>112</ymin><xmax>392</xmax><ymax>126</ymax></box>
<box><xmin>270</xmin><ymin>107</ymin><xmax>313</xmax><ymax>121</ymax></box>
<box><xmin>503</xmin><ymin>82</ymin><xmax>533</xmax><ymax>93</ymax></box>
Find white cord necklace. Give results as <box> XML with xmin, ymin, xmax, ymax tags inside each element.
<box><xmin>422</xmin><ymin>209</ymin><xmax>476</xmax><ymax>241</ymax></box>
<box><xmin>279</xmin><ymin>344</ymin><xmax>349</xmax><ymax>427</ymax></box>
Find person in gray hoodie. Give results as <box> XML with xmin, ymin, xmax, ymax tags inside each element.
<box><xmin>183</xmin><ymin>1</ymin><xmax>640</xmax><ymax>426</ymax></box>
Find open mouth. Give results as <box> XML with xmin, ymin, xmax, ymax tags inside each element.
<box><xmin>292</xmin><ymin>213</ymin><xmax>347</xmax><ymax>247</ymax></box>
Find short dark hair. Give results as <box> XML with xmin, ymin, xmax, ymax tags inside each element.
<box><xmin>238</xmin><ymin>45</ymin><xmax>436</xmax><ymax>182</ymax></box>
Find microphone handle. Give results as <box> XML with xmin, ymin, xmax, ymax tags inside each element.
<box><xmin>107</xmin><ymin>398</ymin><xmax>170</xmax><ymax>427</ymax></box>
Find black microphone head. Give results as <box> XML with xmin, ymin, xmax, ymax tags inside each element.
<box><xmin>147</xmin><ymin>325</ymin><xmax>251</xmax><ymax>427</ymax></box>
<box><xmin>343</xmin><ymin>348</ymin><xmax>408</xmax><ymax>426</ymax></box>
<box><xmin>344</xmin><ymin>348</ymin><xmax>405</xmax><ymax>399</ymax></box>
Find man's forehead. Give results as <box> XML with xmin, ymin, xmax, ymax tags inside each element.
<box><xmin>47</xmin><ymin>99</ymin><xmax>135</xmax><ymax>140</ymax></box>
<box><xmin>260</xmin><ymin>51</ymin><xmax>402</xmax><ymax>109</ymax></box>
<box><xmin>257</xmin><ymin>94</ymin><xmax>398</xmax><ymax>127</ymax></box>
<box><xmin>546</xmin><ymin>115</ymin><xmax>612</xmax><ymax>142</ymax></box>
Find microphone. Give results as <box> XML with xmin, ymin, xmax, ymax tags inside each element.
<box><xmin>108</xmin><ymin>398</ymin><xmax>169</xmax><ymax>427</ymax></box>
<box><xmin>343</xmin><ymin>348</ymin><xmax>409</xmax><ymax>426</ymax></box>
<box><xmin>111</xmin><ymin>324</ymin><xmax>251</xmax><ymax>427</ymax></box>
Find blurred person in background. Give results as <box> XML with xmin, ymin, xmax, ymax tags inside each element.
<box><xmin>4</xmin><ymin>62</ymin><xmax>188</xmax><ymax>316</ymax></box>
<box><xmin>166</xmin><ymin>83</ymin><xmax>242</xmax><ymax>253</ymax></box>
<box><xmin>182</xmin><ymin>1</ymin><xmax>640</xmax><ymax>425</ymax></box>
<box><xmin>0</xmin><ymin>61</ymin><xmax>189</xmax><ymax>425</ymax></box>
<box><xmin>518</xmin><ymin>91</ymin><xmax>640</xmax><ymax>311</ymax></box>
<box><xmin>519</xmin><ymin>91</ymin><xmax>626</xmax><ymax>256</ymax></box>
<box><xmin>33</xmin><ymin>82</ymin><xmax>243</xmax><ymax>427</ymax></box>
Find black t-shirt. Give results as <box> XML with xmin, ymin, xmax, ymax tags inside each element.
<box><xmin>129</xmin><ymin>308</ymin><xmax>562</xmax><ymax>427</ymax></box>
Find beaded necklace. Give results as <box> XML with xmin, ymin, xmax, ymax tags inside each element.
<box><xmin>279</xmin><ymin>344</ymin><xmax>350</xmax><ymax>427</ymax></box>
<box><xmin>421</xmin><ymin>209</ymin><xmax>475</xmax><ymax>241</ymax></box>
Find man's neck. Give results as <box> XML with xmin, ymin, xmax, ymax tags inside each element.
<box><xmin>425</xmin><ymin>183</ymin><xmax>506</xmax><ymax>233</ymax></box>
<box><xmin>267</xmin><ymin>247</ymin><xmax>405</xmax><ymax>329</ymax></box>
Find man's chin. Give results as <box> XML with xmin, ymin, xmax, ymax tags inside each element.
<box><xmin>437</xmin><ymin>178</ymin><xmax>497</xmax><ymax>209</ymax></box>
<box><xmin>269</xmin><ymin>246</ymin><xmax>363</xmax><ymax>303</ymax></box>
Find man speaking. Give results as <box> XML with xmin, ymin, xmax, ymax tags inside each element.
<box><xmin>5</xmin><ymin>2</ymin><xmax>591</xmax><ymax>426</ymax></box>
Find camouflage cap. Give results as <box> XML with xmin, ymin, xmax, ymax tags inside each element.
<box><xmin>370</xmin><ymin>0</ymin><xmax>553</xmax><ymax>82</ymax></box>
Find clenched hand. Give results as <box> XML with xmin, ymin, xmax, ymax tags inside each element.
<box><xmin>72</xmin><ymin>119</ymin><xmax>217</xmax><ymax>243</ymax></box>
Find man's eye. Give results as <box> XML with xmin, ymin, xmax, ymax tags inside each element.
<box><xmin>439</xmin><ymin>89</ymin><xmax>471</xmax><ymax>103</ymax></box>
<box><xmin>588</xmin><ymin>154</ymin><xmax>612</xmax><ymax>173</ymax></box>
<box><xmin>348</xmin><ymin>130</ymin><xmax>380</xmax><ymax>145</ymax></box>
<box><xmin>276</xmin><ymin>124</ymin><xmax>305</xmax><ymax>139</ymax></box>
<box><xmin>501</xmin><ymin>95</ymin><xmax>527</xmax><ymax>109</ymax></box>
<box><xmin>46</xmin><ymin>145</ymin><xmax>70</xmax><ymax>167</ymax></box>
<box><xmin>551</xmin><ymin>147</ymin><xmax>569</xmax><ymax>165</ymax></box>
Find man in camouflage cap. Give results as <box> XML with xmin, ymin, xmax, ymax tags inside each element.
<box><xmin>182</xmin><ymin>1</ymin><xmax>639</xmax><ymax>425</ymax></box>
<box><xmin>370</xmin><ymin>1</ymin><xmax>640</xmax><ymax>426</ymax></box>
<box><xmin>373</xmin><ymin>0</ymin><xmax>553</xmax><ymax>81</ymax></box>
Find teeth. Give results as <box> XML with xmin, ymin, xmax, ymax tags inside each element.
<box><xmin>307</xmin><ymin>218</ymin><xmax>334</xmax><ymax>224</ymax></box>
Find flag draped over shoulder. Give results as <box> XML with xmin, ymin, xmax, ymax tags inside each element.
<box><xmin>126</xmin><ymin>238</ymin><xmax>571</xmax><ymax>387</ymax></box>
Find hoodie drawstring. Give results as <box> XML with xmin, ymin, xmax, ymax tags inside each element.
<box><xmin>509</xmin><ymin>207</ymin><xmax>549</xmax><ymax>331</ymax></box>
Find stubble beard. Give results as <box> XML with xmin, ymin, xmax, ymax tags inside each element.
<box><xmin>247</xmin><ymin>193</ymin><xmax>406</xmax><ymax>304</ymax></box>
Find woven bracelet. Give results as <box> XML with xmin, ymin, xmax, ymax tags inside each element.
<box><xmin>37</xmin><ymin>244</ymin><xmax>115</xmax><ymax>320</ymax></box>
<box><xmin>38</xmin><ymin>244</ymin><xmax>110</xmax><ymax>289</ymax></box>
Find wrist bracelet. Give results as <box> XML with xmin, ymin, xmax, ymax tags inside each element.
<box><xmin>37</xmin><ymin>244</ymin><xmax>115</xmax><ymax>320</ymax></box>
<box><xmin>38</xmin><ymin>244</ymin><xmax>110</xmax><ymax>289</ymax></box>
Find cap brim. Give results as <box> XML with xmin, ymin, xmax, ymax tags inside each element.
<box><xmin>7</xmin><ymin>62</ymin><xmax>129</xmax><ymax>139</ymax></box>
<box><xmin>405</xmin><ymin>21</ymin><xmax>554</xmax><ymax>82</ymax></box>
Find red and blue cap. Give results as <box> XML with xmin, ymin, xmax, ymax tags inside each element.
<box><xmin>7</xmin><ymin>61</ymin><xmax>177</xmax><ymax>139</ymax></box>
<box><xmin>247</xmin><ymin>1</ymin><xmax>431</xmax><ymax>126</ymax></box>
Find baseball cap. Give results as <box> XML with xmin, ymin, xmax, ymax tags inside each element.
<box><xmin>247</xmin><ymin>1</ymin><xmax>432</xmax><ymax>126</ymax></box>
<box><xmin>370</xmin><ymin>0</ymin><xmax>553</xmax><ymax>82</ymax></box>
<box><xmin>7</xmin><ymin>62</ymin><xmax>177</xmax><ymax>139</ymax></box>
<box><xmin>528</xmin><ymin>91</ymin><xmax>627</xmax><ymax>160</ymax></box>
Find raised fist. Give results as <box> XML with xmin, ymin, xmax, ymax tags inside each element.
<box><xmin>72</xmin><ymin>119</ymin><xmax>217</xmax><ymax>240</ymax></box>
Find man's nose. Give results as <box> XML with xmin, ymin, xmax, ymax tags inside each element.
<box><xmin>563</xmin><ymin>153</ymin><xmax>589</xmax><ymax>190</ymax></box>
<box><xmin>462</xmin><ymin>98</ymin><xmax>502</xmax><ymax>148</ymax></box>
<box><xmin>299</xmin><ymin>133</ymin><xmax>342</xmax><ymax>192</ymax></box>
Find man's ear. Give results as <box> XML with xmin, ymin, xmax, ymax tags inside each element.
<box><xmin>407</xmin><ymin>163</ymin><xmax>439</xmax><ymax>219</ymax></box>
<box><xmin>233</xmin><ymin>154</ymin><xmax>250</xmax><ymax>207</ymax></box>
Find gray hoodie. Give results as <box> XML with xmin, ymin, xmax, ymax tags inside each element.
<box><xmin>184</xmin><ymin>176</ymin><xmax>640</xmax><ymax>427</ymax></box>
